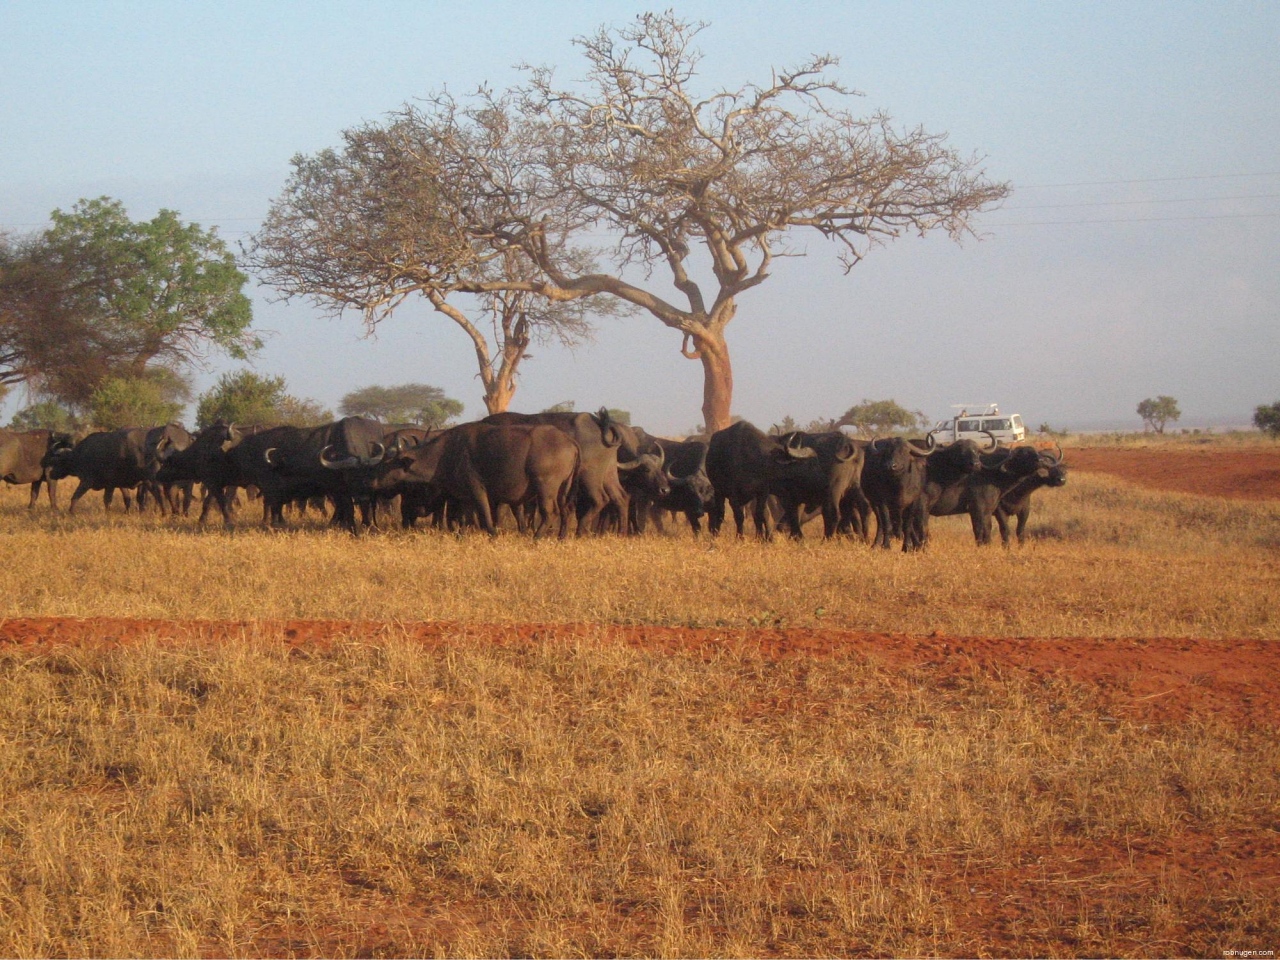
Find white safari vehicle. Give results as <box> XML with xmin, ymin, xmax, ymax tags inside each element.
<box><xmin>926</xmin><ymin>404</ymin><xmax>1026</xmax><ymax>448</ymax></box>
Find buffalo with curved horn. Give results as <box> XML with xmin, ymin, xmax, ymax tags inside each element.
<box><xmin>861</xmin><ymin>436</ymin><xmax>934</xmax><ymax>549</ymax></box>
<box><xmin>993</xmin><ymin>444</ymin><xmax>1068</xmax><ymax>544</ymax></box>
<box><xmin>917</xmin><ymin>442</ymin><xmax>1040</xmax><ymax>545</ymax></box>
<box><xmin>627</xmin><ymin>432</ymin><xmax>717</xmax><ymax>536</ymax></box>
<box><xmin>705</xmin><ymin>421</ymin><xmax>819</xmax><ymax>539</ymax></box>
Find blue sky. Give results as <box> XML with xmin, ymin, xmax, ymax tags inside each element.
<box><xmin>2</xmin><ymin>0</ymin><xmax>1278</xmax><ymax>432</ymax></box>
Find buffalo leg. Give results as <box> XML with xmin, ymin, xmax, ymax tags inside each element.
<box><xmin>752</xmin><ymin>497</ymin><xmax>774</xmax><ymax>541</ymax></box>
<box><xmin>707</xmin><ymin>494</ymin><xmax>727</xmax><ymax>536</ymax></box>
<box><xmin>67</xmin><ymin>479</ymin><xmax>94</xmax><ymax>515</ymax></box>
<box><xmin>969</xmin><ymin>507</ymin><xmax>994</xmax><ymax>546</ymax></box>
<box><xmin>574</xmin><ymin>483</ymin><xmax>608</xmax><ymax>536</ymax></box>
<box><xmin>1013</xmin><ymin>505</ymin><xmax>1031</xmax><ymax>544</ymax></box>
<box><xmin>874</xmin><ymin>505</ymin><xmax>894</xmax><ymax>549</ymax></box>
<box><xmin>474</xmin><ymin>494</ymin><xmax>498</xmax><ymax>537</ymax></box>
<box><xmin>683</xmin><ymin>508</ymin><xmax>701</xmax><ymax>536</ymax></box>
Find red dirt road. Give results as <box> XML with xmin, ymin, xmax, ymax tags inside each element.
<box><xmin>2</xmin><ymin>617</ymin><xmax>1275</xmax><ymax>729</ymax></box>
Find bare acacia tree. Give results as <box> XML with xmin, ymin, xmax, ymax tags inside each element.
<box><xmin>502</xmin><ymin>12</ymin><xmax>1010</xmax><ymax>431</ymax></box>
<box><xmin>250</xmin><ymin>104</ymin><xmax>600</xmax><ymax>415</ymax></box>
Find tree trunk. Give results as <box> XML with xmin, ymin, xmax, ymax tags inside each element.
<box><xmin>484</xmin><ymin>379</ymin><xmax>515</xmax><ymax>415</ymax></box>
<box><xmin>694</xmin><ymin>331</ymin><xmax>733</xmax><ymax>434</ymax></box>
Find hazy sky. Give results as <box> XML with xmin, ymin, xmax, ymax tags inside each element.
<box><xmin>3</xmin><ymin>0</ymin><xmax>1277</xmax><ymax>433</ymax></box>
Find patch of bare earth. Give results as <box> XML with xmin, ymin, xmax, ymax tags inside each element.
<box><xmin>2</xmin><ymin>618</ymin><xmax>1274</xmax><ymax>730</ymax></box>
<box><xmin>1066</xmin><ymin>445</ymin><xmax>1280</xmax><ymax>500</ymax></box>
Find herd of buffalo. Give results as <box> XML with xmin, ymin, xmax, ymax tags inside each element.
<box><xmin>0</xmin><ymin>409</ymin><xmax>1067</xmax><ymax>549</ymax></box>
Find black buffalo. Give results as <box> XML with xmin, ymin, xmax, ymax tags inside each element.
<box><xmin>483</xmin><ymin>409</ymin><xmax>637</xmax><ymax>535</ymax></box>
<box><xmin>615</xmin><ymin>440</ymin><xmax>671</xmax><ymax>533</ymax></box>
<box><xmin>349</xmin><ymin>425</ymin><xmax>443</xmax><ymax>529</ymax></box>
<box><xmin>923</xmin><ymin>444</ymin><xmax>1055</xmax><ymax>545</ymax></box>
<box><xmin>0</xmin><ymin>428</ymin><xmax>74</xmax><ymax>509</ymax></box>
<box><xmin>861</xmin><ymin>437</ymin><xmax>933</xmax><ymax>550</ymax></box>
<box><xmin>994</xmin><ymin>448</ymin><xmax>1068</xmax><ymax>544</ymax></box>
<box><xmin>775</xmin><ymin>430</ymin><xmax>872</xmax><ymax>540</ymax></box>
<box><xmin>154</xmin><ymin>421</ymin><xmax>272</xmax><ymax>526</ymax></box>
<box><xmin>907</xmin><ymin>439</ymin><xmax>987</xmax><ymax>549</ymax></box>
<box><xmin>628</xmin><ymin>433</ymin><xmax>715</xmax><ymax>535</ymax></box>
<box><xmin>705</xmin><ymin>421</ymin><xmax>819</xmax><ymax>539</ymax></box>
<box><xmin>48</xmin><ymin>425</ymin><xmax>192</xmax><ymax>514</ymax></box>
<box><xmin>390</xmin><ymin>421</ymin><xmax>579</xmax><ymax>537</ymax></box>
<box><xmin>250</xmin><ymin>417</ymin><xmax>389</xmax><ymax>529</ymax></box>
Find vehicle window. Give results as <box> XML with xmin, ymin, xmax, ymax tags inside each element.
<box><xmin>984</xmin><ymin>419</ymin><xmax>1011</xmax><ymax>431</ymax></box>
<box><xmin>958</xmin><ymin>420</ymin><xmax>980</xmax><ymax>432</ymax></box>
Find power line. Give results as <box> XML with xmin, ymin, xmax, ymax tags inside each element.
<box><xmin>1017</xmin><ymin>171</ymin><xmax>1280</xmax><ymax>189</ymax></box>
<box><xmin>989</xmin><ymin>211</ymin><xmax>1280</xmax><ymax>227</ymax></box>
<box><xmin>1005</xmin><ymin>193</ymin><xmax>1280</xmax><ymax>211</ymax></box>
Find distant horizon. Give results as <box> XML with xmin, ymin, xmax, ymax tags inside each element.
<box><xmin>0</xmin><ymin>388</ymin><xmax>1265</xmax><ymax>439</ymax></box>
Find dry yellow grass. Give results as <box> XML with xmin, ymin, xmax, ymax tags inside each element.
<box><xmin>0</xmin><ymin>459</ymin><xmax>1277</xmax><ymax>957</ymax></box>
<box><xmin>0</xmin><ymin>632</ymin><xmax>1275</xmax><ymax>957</ymax></box>
<box><xmin>0</xmin><ymin>470</ymin><xmax>1276</xmax><ymax>637</ymax></box>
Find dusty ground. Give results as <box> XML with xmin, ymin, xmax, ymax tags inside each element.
<box><xmin>1065</xmin><ymin>443</ymin><xmax>1280</xmax><ymax>500</ymax></box>
<box><xmin>3</xmin><ymin>446</ymin><xmax>1275</xmax><ymax>956</ymax></box>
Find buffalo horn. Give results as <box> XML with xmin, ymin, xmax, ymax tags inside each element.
<box><xmin>783</xmin><ymin>432</ymin><xmax>817</xmax><ymax>459</ymax></box>
<box><xmin>319</xmin><ymin>444</ymin><xmax>360</xmax><ymax>469</ymax></box>
<box><xmin>618</xmin><ymin>453</ymin><xmax>659</xmax><ymax>473</ymax></box>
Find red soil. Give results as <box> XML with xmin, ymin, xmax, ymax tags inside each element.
<box><xmin>1066</xmin><ymin>444</ymin><xmax>1280</xmax><ymax>500</ymax></box>
<box><xmin>1</xmin><ymin>617</ymin><xmax>1275</xmax><ymax>729</ymax></box>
